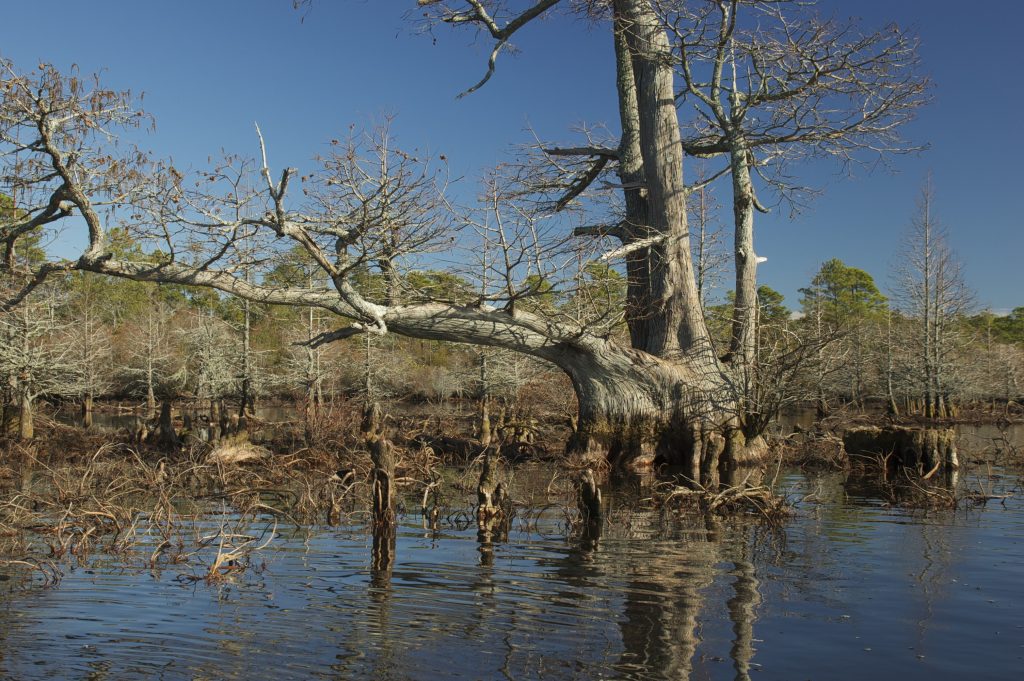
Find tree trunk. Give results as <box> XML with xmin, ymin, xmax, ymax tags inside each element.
<box><xmin>578</xmin><ymin>468</ymin><xmax>603</xmax><ymax>523</ymax></box>
<box><xmin>209</xmin><ymin>398</ymin><xmax>222</xmax><ymax>443</ymax></box>
<box><xmin>613</xmin><ymin>0</ymin><xmax>715</xmax><ymax>359</ymax></box>
<box><xmin>556</xmin><ymin>339</ymin><xmax>754</xmax><ymax>482</ymax></box>
<box><xmin>18</xmin><ymin>389</ymin><xmax>33</xmax><ymax>441</ymax></box>
<box><xmin>541</xmin><ymin>0</ymin><xmax>761</xmax><ymax>479</ymax></box>
<box><xmin>476</xmin><ymin>449</ymin><xmax>505</xmax><ymax>522</ymax></box>
<box><xmin>82</xmin><ymin>393</ymin><xmax>94</xmax><ymax>430</ymax></box>
<box><xmin>729</xmin><ymin>145</ymin><xmax>759</xmax><ymax>378</ymax></box>
<box><xmin>157</xmin><ymin>400</ymin><xmax>178</xmax><ymax>450</ymax></box>
<box><xmin>369</xmin><ymin>433</ymin><xmax>396</xmax><ymax>531</ymax></box>
<box><xmin>479</xmin><ymin>398</ymin><xmax>492</xmax><ymax>448</ymax></box>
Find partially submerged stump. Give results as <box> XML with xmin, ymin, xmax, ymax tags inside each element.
<box><xmin>476</xmin><ymin>448</ymin><xmax>505</xmax><ymax>523</ymax></box>
<box><xmin>577</xmin><ymin>468</ymin><xmax>603</xmax><ymax>523</ymax></box>
<box><xmin>369</xmin><ymin>433</ymin><xmax>396</xmax><ymax>530</ymax></box>
<box><xmin>155</xmin><ymin>400</ymin><xmax>179</xmax><ymax>450</ymax></box>
<box><xmin>363</xmin><ymin>403</ymin><xmax>396</xmax><ymax>532</ymax></box>
<box><xmin>843</xmin><ymin>426</ymin><xmax>958</xmax><ymax>475</ymax></box>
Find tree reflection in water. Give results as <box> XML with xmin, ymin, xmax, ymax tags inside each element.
<box><xmin>547</xmin><ymin>499</ymin><xmax>772</xmax><ymax>681</ymax></box>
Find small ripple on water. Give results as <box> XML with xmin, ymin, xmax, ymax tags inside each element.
<box><xmin>2</xmin><ymin>463</ymin><xmax>1024</xmax><ymax>680</ymax></box>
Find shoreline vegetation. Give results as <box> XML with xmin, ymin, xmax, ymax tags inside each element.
<box><xmin>2</xmin><ymin>396</ymin><xmax>1020</xmax><ymax>590</ymax></box>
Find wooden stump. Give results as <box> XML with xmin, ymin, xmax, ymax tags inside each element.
<box><xmin>156</xmin><ymin>400</ymin><xmax>179</xmax><ymax>450</ymax></box>
<box><xmin>476</xmin><ymin>448</ymin><xmax>503</xmax><ymax>523</ymax></box>
<box><xmin>368</xmin><ymin>433</ymin><xmax>396</xmax><ymax>531</ymax></box>
<box><xmin>578</xmin><ymin>468</ymin><xmax>603</xmax><ymax>523</ymax></box>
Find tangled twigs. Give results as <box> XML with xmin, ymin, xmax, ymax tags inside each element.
<box><xmin>657</xmin><ymin>481</ymin><xmax>791</xmax><ymax>522</ymax></box>
<box><xmin>173</xmin><ymin>511</ymin><xmax>278</xmax><ymax>583</ymax></box>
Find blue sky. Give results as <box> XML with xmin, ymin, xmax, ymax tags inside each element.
<box><xmin>2</xmin><ymin>1</ymin><xmax>1021</xmax><ymax>312</ymax></box>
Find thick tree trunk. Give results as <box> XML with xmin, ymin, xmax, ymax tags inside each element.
<box><xmin>542</xmin><ymin>1</ymin><xmax>764</xmax><ymax>479</ymax></box>
<box><xmin>613</xmin><ymin>0</ymin><xmax>715</xmax><ymax>359</ymax></box>
<box><xmin>556</xmin><ymin>339</ymin><xmax>757</xmax><ymax>482</ymax></box>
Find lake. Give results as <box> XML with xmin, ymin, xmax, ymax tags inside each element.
<box><xmin>1</xmin><ymin>437</ymin><xmax>1021</xmax><ymax>680</ymax></box>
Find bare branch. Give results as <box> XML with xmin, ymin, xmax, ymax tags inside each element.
<box><xmin>418</xmin><ymin>0</ymin><xmax>563</xmax><ymax>96</ymax></box>
<box><xmin>543</xmin><ymin>146</ymin><xmax>620</xmax><ymax>159</ymax></box>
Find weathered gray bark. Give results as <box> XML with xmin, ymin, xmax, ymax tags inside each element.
<box><xmin>369</xmin><ymin>433</ymin><xmax>396</xmax><ymax>530</ymax></box>
<box><xmin>476</xmin><ymin>449</ymin><xmax>506</xmax><ymax>523</ymax></box>
<box><xmin>613</xmin><ymin>0</ymin><xmax>714</xmax><ymax>359</ymax></box>
<box><xmin>728</xmin><ymin>143</ymin><xmax>759</xmax><ymax>382</ymax></box>
<box><xmin>363</xmin><ymin>402</ymin><xmax>396</xmax><ymax>531</ymax></box>
<box><xmin>556</xmin><ymin>336</ymin><xmax>753</xmax><ymax>481</ymax></box>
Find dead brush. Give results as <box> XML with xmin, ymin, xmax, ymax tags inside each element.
<box><xmin>655</xmin><ymin>479</ymin><xmax>792</xmax><ymax>524</ymax></box>
<box><xmin>781</xmin><ymin>435</ymin><xmax>848</xmax><ymax>471</ymax></box>
<box><xmin>867</xmin><ymin>463</ymin><xmax>1009</xmax><ymax>511</ymax></box>
<box><xmin>174</xmin><ymin>507</ymin><xmax>278</xmax><ymax>583</ymax></box>
<box><xmin>875</xmin><ymin>470</ymin><xmax>959</xmax><ymax>510</ymax></box>
<box><xmin>959</xmin><ymin>462</ymin><xmax>1016</xmax><ymax>508</ymax></box>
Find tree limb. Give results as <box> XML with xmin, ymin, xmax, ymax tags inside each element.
<box><xmin>543</xmin><ymin>146</ymin><xmax>619</xmax><ymax>159</ymax></box>
<box><xmin>553</xmin><ymin>155</ymin><xmax>608</xmax><ymax>212</ymax></box>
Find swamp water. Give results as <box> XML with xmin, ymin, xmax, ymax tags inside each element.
<box><xmin>2</xmin><ymin>430</ymin><xmax>1022</xmax><ymax>679</ymax></box>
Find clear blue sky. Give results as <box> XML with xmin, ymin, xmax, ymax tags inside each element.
<box><xmin>2</xmin><ymin>1</ymin><xmax>1021</xmax><ymax>312</ymax></box>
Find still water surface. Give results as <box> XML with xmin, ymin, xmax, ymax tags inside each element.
<box><xmin>3</xmin><ymin>426</ymin><xmax>1022</xmax><ymax>679</ymax></box>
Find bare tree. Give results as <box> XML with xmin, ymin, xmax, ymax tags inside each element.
<box><xmin>121</xmin><ymin>290</ymin><xmax>177</xmax><ymax>414</ymax></box>
<box><xmin>892</xmin><ymin>178</ymin><xmax>973</xmax><ymax>418</ymax></box>
<box><xmin>688</xmin><ymin>164</ymin><xmax>729</xmax><ymax>310</ymax></box>
<box><xmin>665</xmin><ymin>0</ymin><xmax>928</xmax><ymax>414</ymax></box>
<box><xmin>0</xmin><ymin>0</ymin><xmax>924</xmax><ymax>477</ymax></box>
<box><xmin>0</xmin><ymin>283</ymin><xmax>75</xmax><ymax>440</ymax></box>
<box><xmin>178</xmin><ymin>309</ymin><xmax>239</xmax><ymax>439</ymax></box>
<box><xmin>64</xmin><ymin>276</ymin><xmax>114</xmax><ymax>428</ymax></box>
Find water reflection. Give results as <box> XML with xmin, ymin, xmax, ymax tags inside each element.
<box><xmin>1</xmin><ymin>461</ymin><xmax>1022</xmax><ymax>679</ymax></box>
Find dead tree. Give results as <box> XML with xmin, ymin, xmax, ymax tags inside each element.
<box><xmin>666</xmin><ymin>0</ymin><xmax>928</xmax><ymax>426</ymax></box>
<box><xmin>0</xmin><ymin>0</ymin><xmax>924</xmax><ymax>481</ymax></box>
<box><xmin>892</xmin><ymin>178</ymin><xmax>973</xmax><ymax>418</ymax></box>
